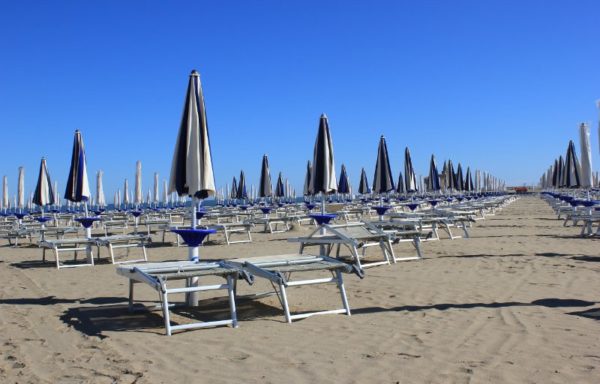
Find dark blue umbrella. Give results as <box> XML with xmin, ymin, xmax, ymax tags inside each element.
<box><xmin>427</xmin><ymin>155</ymin><xmax>441</xmax><ymax>192</ymax></box>
<box><xmin>275</xmin><ymin>172</ymin><xmax>285</xmax><ymax>198</ymax></box>
<box><xmin>64</xmin><ymin>130</ymin><xmax>91</xmax><ymax>204</ymax></box>
<box><xmin>455</xmin><ymin>163</ymin><xmax>464</xmax><ymax>191</ymax></box>
<box><xmin>230</xmin><ymin>177</ymin><xmax>238</xmax><ymax>200</ymax></box>
<box><xmin>372</xmin><ymin>135</ymin><xmax>395</xmax><ymax>194</ymax></box>
<box><xmin>404</xmin><ymin>147</ymin><xmax>418</xmax><ymax>192</ymax></box>
<box><xmin>338</xmin><ymin>164</ymin><xmax>351</xmax><ymax>194</ymax></box>
<box><xmin>563</xmin><ymin>140</ymin><xmax>581</xmax><ymax>188</ymax></box>
<box><xmin>33</xmin><ymin>157</ymin><xmax>55</xmax><ymax>210</ymax></box>
<box><xmin>303</xmin><ymin>160</ymin><xmax>312</xmax><ymax>196</ymax></box>
<box><xmin>237</xmin><ymin>170</ymin><xmax>247</xmax><ymax>199</ymax></box>
<box><xmin>358</xmin><ymin>168</ymin><xmax>370</xmax><ymax>195</ymax></box>
<box><xmin>396</xmin><ymin>172</ymin><xmax>405</xmax><ymax>194</ymax></box>
<box><xmin>259</xmin><ymin>155</ymin><xmax>272</xmax><ymax>198</ymax></box>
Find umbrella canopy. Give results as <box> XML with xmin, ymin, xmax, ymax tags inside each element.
<box><xmin>134</xmin><ymin>161</ymin><xmax>143</xmax><ymax>205</ymax></box>
<box><xmin>563</xmin><ymin>140</ymin><xmax>581</xmax><ymax>188</ymax></box>
<box><xmin>579</xmin><ymin>123</ymin><xmax>593</xmax><ymax>188</ymax></box>
<box><xmin>230</xmin><ymin>177</ymin><xmax>238</xmax><ymax>199</ymax></box>
<box><xmin>163</xmin><ymin>180</ymin><xmax>168</xmax><ymax>205</ymax></box>
<box><xmin>123</xmin><ymin>179</ymin><xmax>130</xmax><ymax>205</ymax></box>
<box><xmin>404</xmin><ymin>147</ymin><xmax>418</xmax><ymax>192</ymax></box>
<box><xmin>114</xmin><ymin>190</ymin><xmax>119</xmax><ymax>208</ymax></box>
<box><xmin>396</xmin><ymin>172</ymin><xmax>405</xmax><ymax>194</ymax></box>
<box><xmin>64</xmin><ymin>130</ymin><xmax>91</xmax><ymax>203</ymax></box>
<box><xmin>372</xmin><ymin>135</ymin><xmax>395</xmax><ymax>194</ymax></box>
<box><xmin>309</xmin><ymin>114</ymin><xmax>337</xmax><ymax>195</ymax></box>
<box><xmin>33</xmin><ymin>158</ymin><xmax>55</xmax><ymax>207</ymax></box>
<box><xmin>96</xmin><ymin>171</ymin><xmax>106</xmax><ymax>207</ymax></box>
<box><xmin>338</xmin><ymin>164</ymin><xmax>351</xmax><ymax>194</ymax></box>
<box><xmin>358</xmin><ymin>168</ymin><xmax>370</xmax><ymax>195</ymax></box>
<box><xmin>447</xmin><ymin>160</ymin><xmax>456</xmax><ymax>190</ymax></box>
<box><xmin>17</xmin><ymin>166</ymin><xmax>25</xmax><ymax>209</ymax></box>
<box><xmin>237</xmin><ymin>170</ymin><xmax>247</xmax><ymax>199</ymax></box>
<box><xmin>168</xmin><ymin>70</ymin><xmax>216</xmax><ymax>199</ymax></box>
<box><xmin>303</xmin><ymin>161</ymin><xmax>312</xmax><ymax>196</ymax></box>
<box><xmin>153</xmin><ymin>173</ymin><xmax>159</xmax><ymax>203</ymax></box>
<box><xmin>2</xmin><ymin>176</ymin><xmax>8</xmax><ymax>210</ymax></box>
<box><xmin>427</xmin><ymin>155</ymin><xmax>441</xmax><ymax>192</ymax></box>
<box><xmin>464</xmin><ymin>167</ymin><xmax>474</xmax><ymax>192</ymax></box>
<box><xmin>259</xmin><ymin>155</ymin><xmax>273</xmax><ymax>198</ymax></box>
<box><xmin>557</xmin><ymin>156</ymin><xmax>564</xmax><ymax>187</ymax></box>
<box><xmin>275</xmin><ymin>172</ymin><xmax>285</xmax><ymax>198</ymax></box>
<box><xmin>455</xmin><ymin>163</ymin><xmax>464</xmax><ymax>191</ymax></box>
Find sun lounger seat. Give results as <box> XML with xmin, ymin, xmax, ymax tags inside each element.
<box><xmin>94</xmin><ymin>234</ymin><xmax>150</xmax><ymax>264</ymax></box>
<box><xmin>39</xmin><ymin>238</ymin><xmax>96</xmax><ymax>269</ymax></box>
<box><xmin>207</xmin><ymin>222</ymin><xmax>253</xmax><ymax>245</ymax></box>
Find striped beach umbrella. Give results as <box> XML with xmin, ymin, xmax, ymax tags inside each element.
<box><xmin>275</xmin><ymin>172</ymin><xmax>285</xmax><ymax>198</ymax></box>
<box><xmin>563</xmin><ymin>140</ymin><xmax>581</xmax><ymax>188</ymax></box>
<box><xmin>64</xmin><ymin>130</ymin><xmax>91</xmax><ymax>204</ymax></box>
<box><xmin>338</xmin><ymin>164</ymin><xmax>351</xmax><ymax>195</ymax></box>
<box><xmin>230</xmin><ymin>177</ymin><xmax>238</xmax><ymax>200</ymax></box>
<box><xmin>33</xmin><ymin>158</ymin><xmax>55</xmax><ymax>209</ymax></box>
<box><xmin>303</xmin><ymin>160</ymin><xmax>312</xmax><ymax>196</ymax></box>
<box><xmin>17</xmin><ymin>166</ymin><xmax>25</xmax><ymax>210</ymax></box>
<box><xmin>259</xmin><ymin>155</ymin><xmax>272</xmax><ymax>198</ymax></box>
<box><xmin>447</xmin><ymin>160</ymin><xmax>456</xmax><ymax>190</ymax></box>
<box><xmin>579</xmin><ymin>123</ymin><xmax>593</xmax><ymax>188</ymax></box>
<box><xmin>464</xmin><ymin>167</ymin><xmax>474</xmax><ymax>192</ymax></box>
<box><xmin>309</xmin><ymin>114</ymin><xmax>337</xmax><ymax>197</ymax></box>
<box><xmin>372</xmin><ymin>136</ymin><xmax>395</xmax><ymax>194</ymax></box>
<box><xmin>358</xmin><ymin>168</ymin><xmax>370</xmax><ymax>195</ymax></box>
<box><xmin>96</xmin><ymin>171</ymin><xmax>106</xmax><ymax>208</ymax></box>
<box><xmin>168</xmin><ymin>70</ymin><xmax>216</xmax><ymax>201</ymax></box>
<box><xmin>237</xmin><ymin>170</ymin><xmax>247</xmax><ymax>200</ymax></box>
<box><xmin>404</xmin><ymin>147</ymin><xmax>418</xmax><ymax>193</ymax></box>
<box><xmin>427</xmin><ymin>155</ymin><xmax>441</xmax><ymax>192</ymax></box>
<box><xmin>455</xmin><ymin>163</ymin><xmax>464</xmax><ymax>191</ymax></box>
<box><xmin>557</xmin><ymin>156</ymin><xmax>565</xmax><ymax>187</ymax></box>
<box><xmin>396</xmin><ymin>172</ymin><xmax>405</xmax><ymax>194</ymax></box>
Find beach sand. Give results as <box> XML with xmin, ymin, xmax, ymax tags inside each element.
<box><xmin>0</xmin><ymin>196</ymin><xmax>599</xmax><ymax>383</ymax></box>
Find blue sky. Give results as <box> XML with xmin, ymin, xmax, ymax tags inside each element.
<box><xmin>1</xmin><ymin>1</ymin><xmax>599</xmax><ymax>199</ymax></box>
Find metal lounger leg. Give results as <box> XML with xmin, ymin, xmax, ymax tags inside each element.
<box><xmin>160</xmin><ymin>289</ymin><xmax>172</xmax><ymax>336</ymax></box>
<box><xmin>227</xmin><ymin>275</ymin><xmax>238</xmax><ymax>328</ymax></box>
<box><xmin>336</xmin><ymin>270</ymin><xmax>351</xmax><ymax>316</ymax></box>
<box><xmin>128</xmin><ymin>279</ymin><xmax>135</xmax><ymax>312</ymax></box>
<box><xmin>279</xmin><ymin>283</ymin><xmax>292</xmax><ymax>323</ymax></box>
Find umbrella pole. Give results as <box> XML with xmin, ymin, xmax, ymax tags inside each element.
<box><xmin>187</xmin><ymin>196</ymin><xmax>200</xmax><ymax>306</ymax></box>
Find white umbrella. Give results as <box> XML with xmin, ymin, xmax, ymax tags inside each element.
<box><xmin>134</xmin><ymin>160</ymin><xmax>142</xmax><ymax>206</ymax></box>
<box><xmin>2</xmin><ymin>176</ymin><xmax>8</xmax><ymax>211</ymax></box>
<box><xmin>123</xmin><ymin>179</ymin><xmax>130</xmax><ymax>206</ymax></box>
<box><xmin>579</xmin><ymin>123</ymin><xmax>593</xmax><ymax>188</ymax></box>
<box><xmin>17</xmin><ymin>166</ymin><xmax>25</xmax><ymax>211</ymax></box>
<box><xmin>163</xmin><ymin>180</ymin><xmax>168</xmax><ymax>207</ymax></box>
<box><xmin>96</xmin><ymin>170</ymin><xmax>106</xmax><ymax>207</ymax></box>
<box><xmin>153</xmin><ymin>172</ymin><xmax>159</xmax><ymax>205</ymax></box>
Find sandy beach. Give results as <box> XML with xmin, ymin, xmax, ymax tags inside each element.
<box><xmin>0</xmin><ymin>195</ymin><xmax>599</xmax><ymax>383</ymax></box>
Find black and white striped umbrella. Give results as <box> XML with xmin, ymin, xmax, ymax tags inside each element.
<box><xmin>563</xmin><ymin>140</ymin><xmax>581</xmax><ymax>188</ymax></box>
<box><xmin>168</xmin><ymin>70</ymin><xmax>216</xmax><ymax>200</ymax></box>
<box><xmin>309</xmin><ymin>114</ymin><xmax>337</xmax><ymax>195</ymax></box>
<box><xmin>259</xmin><ymin>155</ymin><xmax>272</xmax><ymax>198</ymax></box>
<box><xmin>396</xmin><ymin>172</ymin><xmax>405</xmax><ymax>194</ymax></box>
<box><xmin>275</xmin><ymin>172</ymin><xmax>285</xmax><ymax>198</ymax></box>
<box><xmin>427</xmin><ymin>155</ymin><xmax>441</xmax><ymax>192</ymax></box>
<box><xmin>33</xmin><ymin>158</ymin><xmax>55</xmax><ymax>208</ymax></box>
<box><xmin>464</xmin><ymin>167</ymin><xmax>474</xmax><ymax>192</ymax></box>
<box><xmin>303</xmin><ymin>160</ymin><xmax>312</xmax><ymax>196</ymax></box>
<box><xmin>404</xmin><ymin>147</ymin><xmax>418</xmax><ymax>192</ymax></box>
<box><xmin>230</xmin><ymin>177</ymin><xmax>238</xmax><ymax>199</ymax></box>
<box><xmin>237</xmin><ymin>170</ymin><xmax>247</xmax><ymax>199</ymax></box>
<box><xmin>338</xmin><ymin>164</ymin><xmax>351</xmax><ymax>194</ymax></box>
<box><xmin>551</xmin><ymin>159</ymin><xmax>559</xmax><ymax>188</ymax></box>
<box><xmin>64</xmin><ymin>130</ymin><xmax>91</xmax><ymax>203</ymax></box>
<box><xmin>372</xmin><ymin>135</ymin><xmax>395</xmax><ymax>194</ymax></box>
<box><xmin>557</xmin><ymin>156</ymin><xmax>565</xmax><ymax>187</ymax></box>
<box><xmin>447</xmin><ymin>160</ymin><xmax>456</xmax><ymax>190</ymax></box>
<box><xmin>455</xmin><ymin>163</ymin><xmax>464</xmax><ymax>191</ymax></box>
<box><xmin>358</xmin><ymin>168</ymin><xmax>370</xmax><ymax>195</ymax></box>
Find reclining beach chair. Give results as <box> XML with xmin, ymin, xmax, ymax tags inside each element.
<box><xmin>39</xmin><ymin>238</ymin><xmax>96</xmax><ymax>269</ymax></box>
<box><xmin>367</xmin><ymin>220</ymin><xmax>423</xmax><ymax>260</ymax></box>
<box><xmin>229</xmin><ymin>254</ymin><xmax>360</xmax><ymax>323</ymax></box>
<box><xmin>94</xmin><ymin>234</ymin><xmax>150</xmax><ymax>264</ymax></box>
<box><xmin>116</xmin><ymin>261</ymin><xmax>246</xmax><ymax>335</ymax></box>
<box><xmin>207</xmin><ymin>222</ymin><xmax>253</xmax><ymax>245</ymax></box>
<box><xmin>289</xmin><ymin>222</ymin><xmax>396</xmax><ymax>269</ymax></box>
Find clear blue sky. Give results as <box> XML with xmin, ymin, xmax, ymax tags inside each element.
<box><xmin>1</xmin><ymin>1</ymin><xmax>599</xmax><ymax>199</ymax></box>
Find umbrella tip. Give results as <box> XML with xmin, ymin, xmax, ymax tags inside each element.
<box><xmin>191</xmin><ymin>70</ymin><xmax>199</xmax><ymax>76</ymax></box>
<box><xmin>320</xmin><ymin>113</ymin><xmax>327</xmax><ymax>119</ymax></box>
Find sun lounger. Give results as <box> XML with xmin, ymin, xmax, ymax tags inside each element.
<box><xmin>207</xmin><ymin>222</ymin><xmax>253</xmax><ymax>245</ymax></box>
<box><xmin>116</xmin><ymin>260</ymin><xmax>244</xmax><ymax>335</ymax></box>
<box><xmin>229</xmin><ymin>254</ymin><xmax>360</xmax><ymax>323</ymax></box>
<box><xmin>39</xmin><ymin>238</ymin><xmax>96</xmax><ymax>269</ymax></box>
<box><xmin>94</xmin><ymin>234</ymin><xmax>150</xmax><ymax>264</ymax></box>
<box><xmin>251</xmin><ymin>216</ymin><xmax>292</xmax><ymax>233</ymax></box>
<box><xmin>367</xmin><ymin>220</ymin><xmax>423</xmax><ymax>260</ymax></box>
<box><xmin>289</xmin><ymin>222</ymin><xmax>396</xmax><ymax>269</ymax></box>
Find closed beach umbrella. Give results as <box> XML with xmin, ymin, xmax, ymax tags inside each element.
<box><xmin>563</xmin><ymin>140</ymin><xmax>581</xmax><ymax>188</ymax></box>
<box><xmin>396</xmin><ymin>172</ymin><xmax>405</xmax><ymax>194</ymax></box>
<box><xmin>96</xmin><ymin>171</ymin><xmax>106</xmax><ymax>208</ymax></box>
<box><xmin>447</xmin><ymin>160</ymin><xmax>456</xmax><ymax>190</ymax></box>
<box><xmin>358</xmin><ymin>168</ymin><xmax>370</xmax><ymax>195</ymax></box>
<box><xmin>551</xmin><ymin>159</ymin><xmax>559</xmax><ymax>188</ymax></box>
<box><xmin>404</xmin><ymin>147</ymin><xmax>417</xmax><ymax>193</ymax></box>
<box><xmin>464</xmin><ymin>167</ymin><xmax>474</xmax><ymax>192</ymax></box>
<box><xmin>455</xmin><ymin>163</ymin><xmax>464</xmax><ymax>191</ymax></box>
<box><xmin>2</xmin><ymin>176</ymin><xmax>8</xmax><ymax>210</ymax></box>
<box><xmin>372</xmin><ymin>136</ymin><xmax>395</xmax><ymax>194</ymax></box>
<box><xmin>557</xmin><ymin>156</ymin><xmax>564</xmax><ymax>188</ymax></box>
<box><xmin>17</xmin><ymin>166</ymin><xmax>25</xmax><ymax>210</ymax></box>
<box><xmin>168</xmin><ymin>70</ymin><xmax>216</xmax><ymax>201</ymax></box>
<box><xmin>64</xmin><ymin>130</ymin><xmax>91</xmax><ymax>205</ymax></box>
<box><xmin>427</xmin><ymin>155</ymin><xmax>441</xmax><ymax>192</ymax></box>
<box><xmin>33</xmin><ymin>158</ymin><xmax>55</xmax><ymax>209</ymax></box>
<box><xmin>275</xmin><ymin>172</ymin><xmax>285</xmax><ymax>198</ymax></box>
<box><xmin>123</xmin><ymin>179</ymin><xmax>130</xmax><ymax>205</ymax></box>
<box><xmin>579</xmin><ymin>123</ymin><xmax>593</xmax><ymax>188</ymax></box>
<box><xmin>338</xmin><ymin>164</ymin><xmax>351</xmax><ymax>194</ymax></box>
<box><xmin>134</xmin><ymin>160</ymin><xmax>143</xmax><ymax>206</ymax></box>
<box><xmin>230</xmin><ymin>177</ymin><xmax>238</xmax><ymax>200</ymax></box>
<box><xmin>259</xmin><ymin>155</ymin><xmax>273</xmax><ymax>198</ymax></box>
<box><xmin>303</xmin><ymin>161</ymin><xmax>312</xmax><ymax>196</ymax></box>
<box><xmin>237</xmin><ymin>170</ymin><xmax>247</xmax><ymax>200</ymax></box>
<box><xmin>153</xmin><ymin>173</ymin><xmax>159</xmax><ymax>204</ymax></box>
<box><xmin>309</xmin><ymin>114</ymin><xmax>337</xmax><ymax>200</ymax></box>
<box><xmin>163</xmin><ymin>180</ymin><xmax>168</xmax><ymax>206</ymax></box>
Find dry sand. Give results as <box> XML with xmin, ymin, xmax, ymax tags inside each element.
<box><xmin>0</xmin><ymin>196</ymin><xmax>599</xmax><ymax>383</ymax></box>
